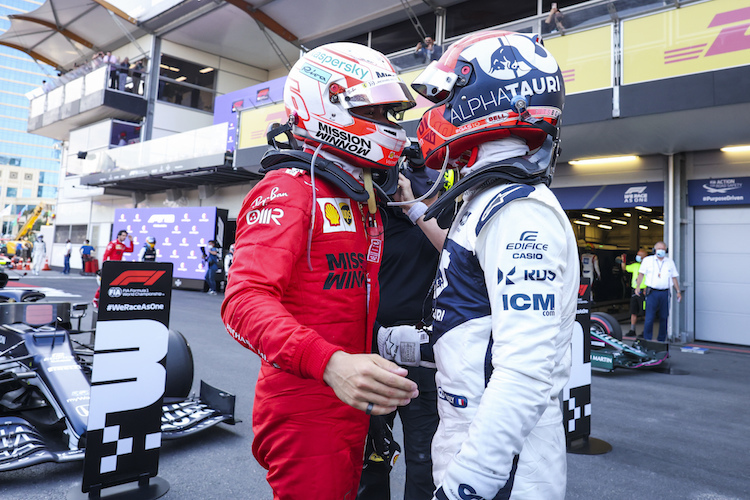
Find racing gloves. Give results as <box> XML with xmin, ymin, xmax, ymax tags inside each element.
<box><xmin>377</xmin><ymin>325</ymin><xmax>436</xmax><ymax>369</ymax></box>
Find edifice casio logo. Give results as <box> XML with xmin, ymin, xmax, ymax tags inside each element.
<box><xmin>110</xmin><ymin>270</ymin><xmax>166</xmax><ymax>287</ymax></box>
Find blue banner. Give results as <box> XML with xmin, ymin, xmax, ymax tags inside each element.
<box><xmin>551</xmin><ymin>182</ymin><xmax>664</xmax><ymax>210</ymax></box>
<box><xmin>688</xmin><ymin>177</ymin><xmax>749</xmax><ymax>206</ymax></box>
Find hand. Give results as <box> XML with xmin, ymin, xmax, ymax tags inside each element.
<box><xmin>377</xmin><ymin>325</ymin><xmax>434</xmax><ymax>368</ymax></box>
<box><xmin>128</xmin><ymin>235</ymin><xmax>133</xmax><ymax>240</ymax></box>
<box><xmin>415</xmin><ymin>41</ymin><xmax>423</xmax><ymax>51</ymax></box>
<box><xmin>635</xmin><ymin>289</ymin><xmax>641</xmax><ymax>296</ymax></box>
<box><xmin>677</xmin><ymin>291</ymin><xmax>682</xmax><ymax>302</ymax></box>
<box><xmin>396</xmin><ymin>173</ymin><xmax>416</xmax><ymax>208</ymax></box>
<box><xmin>323</xmin><ymin>351</ymin><xmax>419</xmax><ymax>416</ymax></box>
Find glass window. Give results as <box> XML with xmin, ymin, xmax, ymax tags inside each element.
<box><xmin>7</xmin><ymin>187</ymin><xmax>17</xmax><ymax>197</ymax></box>
<box><xmin>22</xmin><ymin>189</ymin><xmax>31</xmax><ymax>198</ymax></box>
<box><xmin>159</xmin><ymin>54</ymin><xmax>216</xmax><ymax>90</ymax></box>
<box><xmin>370</xmin><ymin>13</ymin><xmax>437</xmax><ymax>55</ymax></box>
<box><xmin>157</xmin><ymin>80</ymin><xmax>215</xmax><ymax>112</ymax></box>
<box><xmin>446</xmin><ymin>0</ymin><xmax>537</xmax><ymax>38</ymax></box>
<box><xmin>54</xmin><ymin>225</ymin><xmax>71</xmax><ymax>244</ymax></box>
<box><xmin>37</xmin><ymin>186</ymin><xmax>58</xmax><ymax>198</ymax></box>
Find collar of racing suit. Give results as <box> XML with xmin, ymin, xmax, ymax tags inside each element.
<box><xmin>424</xmin><ymin>138</ymin><xmax>550</xmax><ymax>229</ymax></box>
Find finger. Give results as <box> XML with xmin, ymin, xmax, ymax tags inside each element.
<box><xmin>367</xmin><ymin>359</ymin><xmax>419</xmax><ymax>396</ymax></box>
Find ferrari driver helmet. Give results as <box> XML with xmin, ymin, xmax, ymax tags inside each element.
<box><xmin>411</xmin><ymin>30</ymin><xmax>565</xmax><ymax>178</ymax></box>
<box><xmin>284</xmin><ymin>42</ymin><xmax>417</xmax><ymax>170</ymax></box>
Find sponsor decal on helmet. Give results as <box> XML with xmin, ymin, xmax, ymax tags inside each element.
<box><xmin>309</xmin><ymin>51</ymin><xmax>370</xmax><ymax>80</ymax></box>
<box><xmin>300</xmin><ymin>64</ymin><xmax>332</xmax><ymax>84</ymax></box>
<box><xmin>316</xmin><ymin>123</ymin><xmax>372</xmax><ymax>156</ymax></box>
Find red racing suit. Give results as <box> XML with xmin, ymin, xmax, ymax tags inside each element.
<box><xmin>102</xmin><ymin>239</ymin><xmax>134</xmax><ymax>261</ymax></box>
<box><xmin>221</xmin><ymin>163</ymin><xmax>383</xmax><ymax>499</ymax></box>
<box><xmin>94</xmin><ymin>238</ymin><xmax>134</xmax><ymax>308</ymax></box>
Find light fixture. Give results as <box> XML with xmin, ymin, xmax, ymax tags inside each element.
<box><xmin>634</xmin><ymin>206</ymin><xmax>652</xmax><ymax>212</ymax></box>
<box><xmin>582</xmin><ymin>213</ymin><xmax>600</xmax><ymax>220</ymax></box>
<box><xmin>573</xmin><ymin>220</ymin><xmax>590</xmax><ymax>226</ymax></box>
<box><xmin>175</xmin><ymin>76</ymin><xmax>187</xmax><ymax>82</ymax></box>
<box><xmin>569</xmin><ymin>155</ymin><xmax>639</xmax><ymax>165</ymax></box>
<box><xmin>199</xmin><ymin>67</ymin><xmax>214</xmax><ymax>74</ymax></box>
<box><xmin>623</xmin><ymin>212</ymin><xmax>632</xmax><ymax>217</ymax></box>
<box><xmin>651</xmin><ymin>219</ymin><xmax>665</xmax><ymax>225</ymax></box>
<box><xmin>720</xmin><ymin>145</ymin><xmax>750</xmax><ymax>153</ymax></box>
<box><xmin>639</xmin><ymin>225</ymin><xmax>648</xmax><ymax>230</ymax></box>
<box><xmin>594</xmin><ymin>207</ymin><xmax>611</xmax><ymax>213</ymax></box>
<box><xmin>169</xmin><ymin>66</ymin><xmax>179</xmax><ymax>72</ymax></box>
<box><xmin>610</xmin><ymin>219</ymin><xmax>627</xmax><ymax>225</ymax></box>
<box><xmin>598</xmin><ymin>224</ymin><xmax>612</xmax><ymax>230</ymax></box>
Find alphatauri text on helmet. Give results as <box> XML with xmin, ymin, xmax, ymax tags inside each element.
<box><xmin>450</xmin><ymin>75</ymin><xmax>562</xmax><ymax>123</ymax></box>
<box><xmin>316</xmin><ymin>123</ymin><xmax>372</xmax><ymax>156</ymax></box>
<box><xmin>310</xmin><ymin>52</ymin><xmax>370</xmax><ymax>80</ymax></box>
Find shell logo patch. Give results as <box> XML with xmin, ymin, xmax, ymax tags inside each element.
<box><xmin>317</xmin><ymin>198</ymin><xmax>356</xmax><ymax>233</ymax></box>
<box><xmin>324</xmin><ymin>203</ymin><xmax>340</xmax><ymax>226</ymax></box>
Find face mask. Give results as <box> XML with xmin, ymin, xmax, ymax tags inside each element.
<box><xmin>656</xmin><ymin>249</ymin><xmax>666</xmax><ymax>258</ymax></box>
<box><xmin>635</xmin><ymin>255</ymin><xmax>642</xmax><ymax>263</ymax></box>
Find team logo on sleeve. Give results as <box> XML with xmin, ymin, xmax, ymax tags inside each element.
<box><xmin>317</xmin><ymin>198</ymin><xmax>357</xmax><ymax>233</ymax></box>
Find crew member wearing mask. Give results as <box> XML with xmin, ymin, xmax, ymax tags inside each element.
<box><xmin>621</xmin><ymin>249</ymin><xmax>648</xmax><ymax>338</ymax></box>
<box><xmin>636</xmin><ymin>242</ymin><xmax>682</xmax><ymax>342</ymax></box>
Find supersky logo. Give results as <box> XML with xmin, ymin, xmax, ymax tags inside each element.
<box><xmin>110</xmin><ymin>270</ymin><xmax>166</xmax><ymax>286</ymax></box>
<box><xmin>664</xmin><ymin>6</ymin><xmax>750</xmax><ymax>63</ymax></box>
<box><xmin>309</xmin><ymin>51</ymin><xmax>370</xmax><ymax>79</ymax></box>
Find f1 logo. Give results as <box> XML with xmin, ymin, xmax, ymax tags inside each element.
<box><xmin>520</xmin><ymin>231</ymin><xmax>538</xmax><ymax>241</ymax></box>
<box><xmin>110</xmin><ymin>270</ymin><xmax>166</xmax><ymax>286</ymax></box>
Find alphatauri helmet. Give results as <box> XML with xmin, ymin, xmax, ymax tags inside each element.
<box><xmin>284</xmin><ymin>43</ymin><xmax>417</xmax><ymax>170</ymax></box>
<box><xmin>412</xmin><ymin>31</ymin><xmax>564</xmax><ymax>171</ymax></box>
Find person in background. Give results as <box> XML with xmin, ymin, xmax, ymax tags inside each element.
<box><xmin>31</xmin><ymin>235</ymin><xmax>46</xmax><ymax>275</ymax></box>
<box><xmin>223</xmin><ymin>243</ymin><xmax>234</xmax><ymax>276</ymax></box>
<box><xmin>414</xmin><ymin>36</ymin><xmax>443</xmax><ymax>64</ymax></box>
<box><xmin>203</xmin><ymin>240</ymin><xmax>220</xmax><ymax>295</ymax></box>
<box><xmin>103</xmin><ymin>230</ymin><xmax>133</xmax><ymax>262</ymax></box>
<box><xmin>62</xmin><ymin>239</ymin><xmax>72</xmax><ymax>274</ymax></box>
<box><xmin>544</xmin><ymin>2</ymin><xmax>566</xmax><ymax>34</ymax></box>
<box><xmin>358</xmin><ymin>162</ymin><xmax>448</xmax><ymax>500</ymax></box>
<box><xmin>131</xmin><ymin>59</ymin><xmax>145</xmax><ymax>95</ymax></box>
<box><xmin>635</xmin><ymin>241</ymin><xmax>682</xmax><ymax>342</ymax></box>
<box><xmin>621</xmin><ymin>249</ymin><xmax>648</xmax><ymax>338</ymax></box>
<box><xmin>80</xmin><ymin>239</ymin><xmax>95</xmax><ymax>274</ymax></box>
<box><xmin>118</xmin><ymin>57</ymin><xmax>130</xmax><ymax>91</ymax></box>
<box><xmin>138</xmin><ymin>236</ymin><xmax>157</xmax><ymax>262</ymax></box>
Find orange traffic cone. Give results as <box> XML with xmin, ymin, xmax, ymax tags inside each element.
<box><xmin>24</xmin><ymin>258</ymin><xmax>32</xmax><ymax>270</ymax></box>
<box><xmin>43</xmin><ymin>258</ymin><xmax>51</xmax><ymax>271</ymax></box>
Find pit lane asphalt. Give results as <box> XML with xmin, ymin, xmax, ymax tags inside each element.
<box><xmin>3</xmin><ymin>273</ymin><xmax>750</xmax><ymax>500</ymax></box>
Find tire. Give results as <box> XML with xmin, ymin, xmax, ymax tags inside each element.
<box><xmin>591</xmin><ymin>312</ymin><xmax>623</xmax><ymax>341</ymax></box>
<box><xmin>165</xmin><ymin>329</ymin><xmax>195</xmax><ymax>399</ymax></box>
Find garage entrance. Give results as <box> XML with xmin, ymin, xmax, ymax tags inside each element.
<box><xmin>694</xmin><ymin>207</ymin><xmax>750</xmax><ymax>346</ymax></box>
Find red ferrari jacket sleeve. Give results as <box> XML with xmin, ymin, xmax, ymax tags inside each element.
<box><xmin>102</xmin><ymin>242</ymin><xmax>115</xmax><ymax>262</ymax></box>
<box><xmin>221</xmin><ymin>173</ymin><xmax>342</xmax><ymax>383</ymax></box>
<box><xmin>123</xmin><ymin>239</ymin><xmax>134</xmax><ymax>253</ymax></box>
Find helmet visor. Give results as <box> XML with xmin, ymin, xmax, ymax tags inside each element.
<box><xmin>342</xmin><ymin>79</ymin><xmax>416</xmax><ymax>116</ymax></box>
<box><xmin>411</xmin><ymin>61</ymin><xmax>459</xmax><ymax>103</ymax></box>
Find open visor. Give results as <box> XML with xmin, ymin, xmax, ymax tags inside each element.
<box><xmin>411</xmin><ymin>61</ymin><xmax>459</xmax><ymax>103</ymax></box>
<box><xmin>342</xmin><ymin>79</ymin><xmax>416</xmax><ymax>115</ymax></box>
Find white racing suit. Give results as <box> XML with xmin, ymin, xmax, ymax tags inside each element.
<box><xmin>431</xmin><ymin>182</ymin><xmax>579</xmax><ymax>500</ymax></box>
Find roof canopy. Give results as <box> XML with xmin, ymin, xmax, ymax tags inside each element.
<box><xmin>0</xmin><ymin>0</ymin><xmax>453</xmax><ymax>72</ymax></box>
